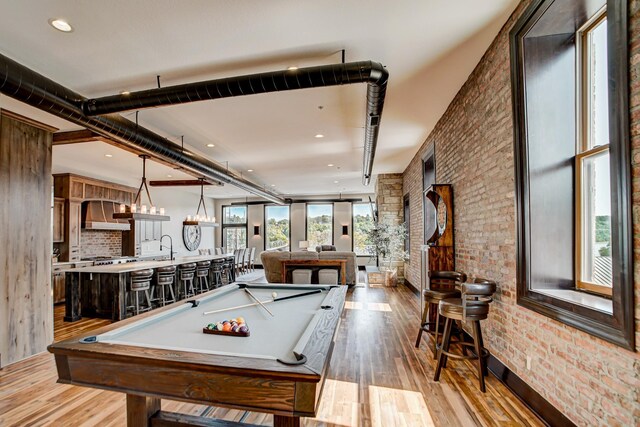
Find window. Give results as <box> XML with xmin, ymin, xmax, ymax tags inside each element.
<box><xmin>265</xmin><ymin>205</ymin><xmax>290</xmax><ymax>250</ymax></box>
<box><xmin>403</xmin><ymin>194</ymin><xmax>410</xmax><ymax>254</ymax></box>
<box><xmin>353</xmin><ymin>203</ymin><xmax>375</xmax><ymax>255</ymax></box>
<box><xmin>422</xmin><ymin>144</ymin><xmax>436</xmax><ymax>244</ymax></box>
<box><xmin>576</xmin><ymin>12</ymin><xmax>612</xmax><ymax>296</ymax></box>
<box><xmin>306</xmin><ymin>204</ymin><xmax>332</xmax><ymax>248</ymax></box>
<box><xmin>511</xmin><ymin>0</ymin><xmax>633</xmax><ymax>349</ymax></box>
<box><xmin>222</xmin><ymin>205</ymin><xmax>247</xmax><ymax>251</ymax></box>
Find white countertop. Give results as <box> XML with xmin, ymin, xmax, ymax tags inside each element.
<box><xmin>65</xmin><ymin>253</ymin><xmax>234</xmax><ymax>274</ymax></box>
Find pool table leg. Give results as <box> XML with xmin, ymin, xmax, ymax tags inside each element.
<box><xmin>126</xmin><ymin>394</ymin><xmax>160</xmax><ymax>427</ymax></box>
<box><xmin>273</xmin><ymin>415</ymin><xmax>301</xmax><ymax>427</ymax></box>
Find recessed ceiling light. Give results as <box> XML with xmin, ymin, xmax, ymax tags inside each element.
<box><xmin>49</xmin><ymin>19</ymin><xmax>73</xmax><ymax>33</ymax></box>
<box><xmin>334</xmin><ymin>180</ymin><xmax>339</xmax><ymax>184</ymax></box>
<box><xmin>206</xmin><ymin>143</ymin><xmax>215</xmax><ymax>147</ymax></box>
<box><xmin>271</xmin><ymin>184</ymin><xmax>276</xmax><ymax>187</ymax></box>
<box><xmin>104</xmin><ymin>154</ymin><xmax>113</xmax><ymax>158</ymax></box>
<box><xmin>315</xmin><ymin>134</ymin><xmax>324</xmax><ymax>138</ymax></box>
<box><xmin>247</xmin><ymin>169</ymin><xmax>253</xmax><ymax>172</ymax></box>
<box><xmin>327</xmin><ymin>164</ymin><xmax>334</xmax><ymax>167</ymax></box>
<box><xmin>121</xmin><ymin>91</ymin><xmax>130</xmax><ymax>95</ymax></box>
<box><xmin>287</xmin><ymin>66</ymin><xmax>298</xmax><ymax>71</ymax></box>
<box><xmin>166</xmin><ymin>174</ymin><xmax>172</xmax><ymax>178</ymax></box>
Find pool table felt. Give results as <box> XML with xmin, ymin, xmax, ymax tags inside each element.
<box><xmin>93</xmin><ymin>284</ymin><xmax>335</xmax><ymax>363</ymax></box>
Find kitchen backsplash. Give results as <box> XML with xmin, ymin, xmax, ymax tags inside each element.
<box><xmin>81</xmin><ymin>230</ymin><xmax>122</xmax><ymax>258</ymax></box>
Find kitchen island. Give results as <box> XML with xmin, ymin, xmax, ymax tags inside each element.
<box><xmin>64</xmin><ymin>253</ymin><xmax>235</xmax><ymax>322</ymax></box>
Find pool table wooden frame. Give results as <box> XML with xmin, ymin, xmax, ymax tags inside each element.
<box><xmin>48</xmin><ymin>283</ymin><xmax>347</xmax><ymax>427</ymax></box>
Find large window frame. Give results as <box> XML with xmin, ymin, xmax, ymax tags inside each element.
<box><xmin>422</xmin><ymin>143</ymin><xmax>436</xmax><ymax>245</ymax></box>
<box><xmin>305</xmin><ymin>203</ymin><xmax>334</xmax><ymax>248</ymax></box>
<box><xmin>264</xmin><ymin>204</ymin><xmax>291</xmax><ymax>251</ymax></box>
<box><xmin>511</xmin><ymin>0</ymin><xmax>633</xmax><ymax>349</ymax></box>
<box><xmin>575</xmin><ymin>10</ymin><xmax>612</xmax><ymax>297</ymax></box>
<box><xmin>221</xmin><ymin>205</ymin><xmax>247</xmax><ymax>251</ymax></box>
<box><xmin>352</xmin><ymin>202</ymin><xmax>375</xmax><ymax>256</ymax></box>
<box><xmin>403</xmin><ymin>194</ymin><xmax>410</xmax><ymax>254</ymax></box>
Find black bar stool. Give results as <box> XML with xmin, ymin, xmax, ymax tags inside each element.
<box><xmin>211</xmin><ymin>259</ymin><xmax>225</xmax><ymax>288</ymax></box>
<box><xmin>433</xmin><ymin>277</ymin><xmax>496</xmax><ymax>392</ymax></box>
<box><xmin>178</xmin><ymin>263</ymin><xmax>197</xmax><ymax>299</ymax></box>
<box><xmin>196</xmin><ymin>260</ymin><xmax>211</xmax><ymax>293</ymax></box>
<box><xmin>155</xmin><ymin>265</ymin><xmax>177</xmax><ymax>306</ymax></box>
<box><xmin>223</xmin><ymin>256</ymin><xmax>235</xmax><ymax>283</ymax></box>
<box><xmin>415</xmin><ymin>271</ymin><xmax>466</xmax><ymax>358</ymax></box>
<box><xmin>127</xmin><ymin>269</ymin><xmax>154</xmax><ymax>316</ymax></box>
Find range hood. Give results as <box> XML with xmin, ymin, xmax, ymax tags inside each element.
<box><xmin>82</xmin><ymin>201</ymin><xmax>131</xmax><ymax>231</ymax></box>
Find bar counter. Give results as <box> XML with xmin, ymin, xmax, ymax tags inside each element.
<box><xmin>65</xmin><ymin>253</ymin><xmax>235</xmax><ymax>322</ymax></box>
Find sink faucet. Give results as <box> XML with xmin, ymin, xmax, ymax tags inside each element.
<box><xmin>160</xmin><ymin>234</ymin><xmax>174</xmax><ymax>261</ymax></box>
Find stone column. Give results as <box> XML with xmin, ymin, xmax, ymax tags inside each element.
<box><xmin>374</xmin><ymin>173</ymin><xmax>405</xmax><ymax>281</ymax></box>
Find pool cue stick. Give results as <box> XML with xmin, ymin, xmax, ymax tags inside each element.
<box><xmin>273</xmin><ymin>289</ymin><xmax>323</xmax><ymax>302</ymax></box>
<box><xmin>244</xmin><ymin>288</ymin><xmax>274</xmax><ymax>316</ymax></box>
<box><xmin>202</xmin><ymin>289</ymin><xmax>324</xmax><ymax>316</ymax></box>
<box><xmin>202</xmin><ymin>299</ymin><xmax>271</xmax><ymax>315</ymax></box>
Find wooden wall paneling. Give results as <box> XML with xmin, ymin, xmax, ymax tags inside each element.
<box><xmin>0</xmin><ymin>112</ymin><xmax>53</xmax><ymax>367</ymax></box>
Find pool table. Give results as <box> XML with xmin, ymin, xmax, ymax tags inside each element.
<box><xmin>48</xmin><ymin>283</ymin><xmax>347</xmax><ymax>427</ymax></box>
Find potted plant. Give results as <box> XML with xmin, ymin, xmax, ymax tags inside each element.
<box><xmin>366</xmin><ymin>220</ymin><xmax>408</xmax><ymax>286</ymax></box>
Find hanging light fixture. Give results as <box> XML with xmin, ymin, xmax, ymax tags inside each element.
<box><xmin>113</xmin><ymin>154</ymin><xmax>170</xmax><ymax>221</ymax></box>
<box><xmin>183</xmin><ymin>178</ymin><xmax>218</xmax><ymax>227</ymax></box>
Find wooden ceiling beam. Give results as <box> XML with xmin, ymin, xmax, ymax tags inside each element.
<box><xmin>53</xmin><ymin>129</ymin><xmax>223</xmax><ymax>187</ymax></box>
<box><xmin>52</xmin><ymin>129</ymin><xmax>100</xmax><ymax>145</ymax></box>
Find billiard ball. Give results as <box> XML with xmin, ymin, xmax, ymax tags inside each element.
<box><xmin>271</xmin><ymin>292</ymin><xmax>278</xmax><ymax>299</ymax></box>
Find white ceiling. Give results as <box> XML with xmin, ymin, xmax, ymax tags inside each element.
<box><xmin>0</xmin><ymin>0</ymin><xmax>518</xmax><ymax>199</ymax></box>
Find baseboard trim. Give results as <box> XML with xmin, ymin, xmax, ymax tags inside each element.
<box><xmin>487</xmin><ymin>353</ymin><xmax>575</xmax><ymax>427</ymax></box>
<box><xmin>403</xmin><ymin>278</ymin><xmax>420</xmax><ymax>295</ymax></box>
<box><xmin>451</xmin><ymin>330</ymin><xmax>574</xmax><ymax>426</ymax></box>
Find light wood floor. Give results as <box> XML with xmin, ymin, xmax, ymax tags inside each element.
<box><xmin>0</xmin><ymin>278</ymin><xmax>542</xmax><ymax>427</ymax></box>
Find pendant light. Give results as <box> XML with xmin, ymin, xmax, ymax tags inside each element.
<box><xmin>113</xmin><ymin>154</ymin><xmax>170</xmax><ymax>221</ymax></box>
<box><xmin>183</xmin><ymin>178</ymin><xmax>218</xmax><ymax>227</ymax></box>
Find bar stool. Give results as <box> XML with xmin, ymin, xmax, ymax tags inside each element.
<box><xmin>155</xmin><ymin>265</ymin><xmax>177</xmax><ymax>306</ymax></box>
<box><xmin>196</xmin><ymin>260</ymin><xmax>211</xmax><ymax>293</ymax></box>
<box><xmin>178</xmin><ymin>263</ymin><xmax>197</xmax><ymax>299</ymax></box>
<box><xmin>211</xmin><ymin>259</ymin><xmax>225</xmax><ymax>288</ymax></box>
<box><xmin>234</xmin><ymin>249</ymin><xmax>244</xmax><ymax>276</ymax></box>
<box><xmin>127</xmin><ymin>269</ymin><xmax>154</xmax><ymax>316</ymax></box>
<box><xmin>433</xmin><ymin>277</ymin><xmax>496</xmax><ymax>392</ymax></box>
<box><xmin>415</xmin><ymin>271</ymin><xmax>466</xmax><ymax>358</ymax></box>
<box><xmin>223</xmin><ymin>256</ymin><xmax>235</xmax><ymax>284</ymax></box>
<box><xmin>249</xmin><ymin>247</ymin><xmax>256</xmax><ymax>272</ymax></box>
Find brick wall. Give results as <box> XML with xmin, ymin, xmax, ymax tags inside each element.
<box><xmin>402</xmin><ymin>1</ymin><xmax>640</xmax><ymax>425</ymax></box>
<box><xmin>80</xmin><ymin>230</ymin><xmax>122</xmax><ymax>258</ymax></box>
<box><xmin>375</xmin><ymin>173</ymin><xmax>405</xmax><ymax>280</ymax></box>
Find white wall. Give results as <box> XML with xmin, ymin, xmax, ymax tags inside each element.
<box><xmin>334</xmin><ymin>202</ymin><xmax>352</xmax><ymax>251</ymax></box>
<box><xmin>213</xmin><ymin>194</ymin><xmax>377</xmax><ymax>266</ymax></box>
<box><xmin>151</xmin><ymin>187</ymin><xmax>216</xmax><ymax>257</ymax></box>
<box><xmin>290</xmin><ymin>203</ymin><xmax>306</xmax><ymax>250</ymax></box>
<box><xmin>248</xmin><ymin>204</ymin><xmax>264</xmax><ymax>260</ymax></box>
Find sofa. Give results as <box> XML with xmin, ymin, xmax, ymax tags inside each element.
<box><xmin>261</xmin><ymin>250</ymin><xmax>357</xmax><ymax>286</ymax></box>
<box><xmin>315</xmin><ymin>244</ymin><xmax>336</xmax><ymax>252</ymax></box>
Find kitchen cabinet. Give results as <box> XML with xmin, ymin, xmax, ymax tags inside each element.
<box><xmin>53</xmin><ymin>173</ymin><xmax>136</xmax><ymax>261</ymax></box>
<box><xmin>52</xmin><ymin>271</ymin><xmax>65</xmax><ymax>304</ymax></box>
<box><xmin>52</xmin><ymin>261</ymin><xmax>93</xmax><ymax>304</ymax></box>
<box><xmin>53</xmin><ymin>198</ymin><xmax>64</xmax><ymax>243</ymax></box>
<box><xmin>68</xmin><ymin>201</ymin><xmax>81</xmax><ymax>261</ymax></box>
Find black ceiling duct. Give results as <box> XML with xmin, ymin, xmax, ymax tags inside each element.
<box><xmin>0</xmin><ymin>53</ymin><xmax>284</xmax><ymax>204</ymax></box>
<box><xmin>82</xmin><ymin>61</ymin><xmax>388</xmax><ymax>185</ymax></box>
<box><xmin>0</xmin><ymin>53</ymin><xmax>387</xmax><ymax>195</ymax></box>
